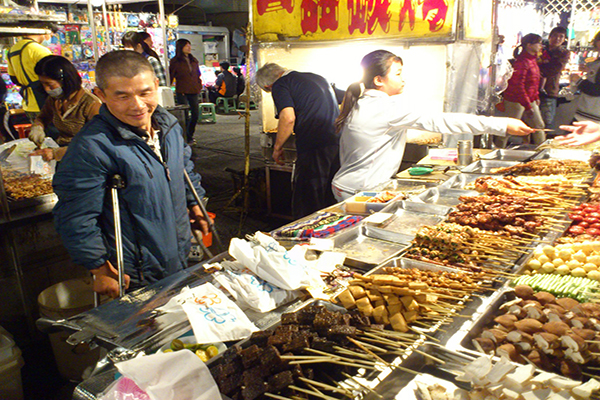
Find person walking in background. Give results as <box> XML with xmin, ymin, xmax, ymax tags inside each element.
<box><xmin>121</xmin><ymin>31</ymin><xmax>167</xmax><ymax>87</ymax></box>
<box><xmin>28</xmin><ymin>55</ymin><xmax>101</xmax><ymax>161</ymax></box>
<box><xmin>169</xmin><ymin>39</ymin><xmax>202</xmax><ymax>144</ymax></box>
<box><xmin>7</xmin><ymin>24</ymin><xmax>58</xmax><ymax>122</ymax></box>
<box><xmin>209</xmin><ymin>61</ymin><xmax>237</xmax><ymax>103</ymax></box>
<box><xmin>256</xmin><ymin>63</ymin><xmax>341</xmax><ymax>218</ymax></box>
<box><xmin>494</xmin><ymin>33</ymin><xmax>545</xmax><ymax>148</ymax></box>
<box><xmin>539</xmin><ymin>26</ymin><xmax>569</xmax><ymax>130</ymax></box>
<box><xmin>570</xmin><ymin>31</ymin><xmax>600</xmax><ymax>124</ymax></box>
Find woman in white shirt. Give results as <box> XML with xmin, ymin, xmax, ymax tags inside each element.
<box><xmin>331</xmin><ymin>50</ymin><xmax>535</xmax><ymax>201</ymax></box>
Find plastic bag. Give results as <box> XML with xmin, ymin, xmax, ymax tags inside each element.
<box><xmin>99</xmin><ymin>351</ymin><xmax>222</xmax><ymax>400</ymax></box>
<box><xmin>212</xmin><ymin>260</ymin><xmax>298</xmax><ymax>312</ymax></box>
<box><xmin>178</xmin><ymin>282</ymin><xmax>258</xmax><ymax>343</ymax></box>
<box><xmin>98</xmin><ymin>377</ymin><xmax>151</xmax><ymax>400</ymax></box>
<box><xmin>228</xmin><ymin>231</ymin><xmax>313</xmax><ymax>291</ymax></box>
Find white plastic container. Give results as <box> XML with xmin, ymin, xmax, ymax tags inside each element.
<box><xmin>0</xmin><ymin>327</ymin><xmax>24</xmax><ymax>400</ymax></box>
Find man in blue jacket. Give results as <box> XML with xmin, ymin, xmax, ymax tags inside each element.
<box><xmin>53</xmin><ymin>51</ymin><xmax>210</xmax><ymax>298</ymax></box>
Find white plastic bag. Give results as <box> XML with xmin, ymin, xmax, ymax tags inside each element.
<box><xmin>99</xmin><ymin>351</ymin><xmax>222</xmax><ymax>400</ymax></box>
<box><xmin>228</xmin><ymin>232</ymin><xmax>313</xmax><ymax>290</ymax></box>
<box><xmin>212</xmin><ymin>260</ymin><xmax>298</xmax><ymax>312</ymax></box>
<box><xmin>180</xmin><ymin>282</ymin><xmax>258</xmax><ymax>343</ymax></box>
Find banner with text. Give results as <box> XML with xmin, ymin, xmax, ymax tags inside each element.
<box><xmin>253</xmin><ymin>0</ymin><xmax>455</xmax><ymax>42</ymax></box>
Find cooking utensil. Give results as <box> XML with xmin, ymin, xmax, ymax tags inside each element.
<box><xmin>408</xmin><ymin>165</ymin><xmax>451</xmax><ymax>176</ymax></box>
<box><xmin>0</xmin><ymin>144</ymin><xmax>17</xmax><ymax>162</ymax></box>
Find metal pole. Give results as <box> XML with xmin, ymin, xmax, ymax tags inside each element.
<box><xmin>101</xmin><ymin>0</ymin><xmax>110</xmax><ymax>50</ymax></box>
<box><xmin>87</xmin><ymin>0</ymin><xmax>99</xmax><ymax>61</ymax></box>
<box><xmin>110</xmin><ymin>174</ymin><xmax>126</xmax><ymax>297</ymax></box>
<box><xmin>568</xmin><ymin>0</ymin><xmax>577</xmax><ymax>49</ymax></box>
<box><xmin>158</xmin><ymin>0</ymin><xmax>170</xmax><ymax>84</ymax></box>
<box><xmin>183</xmin><ymin>170</ymin><xmax>224</xmax><ymax>252</ymax></box>
<box><xmin>242</xmin><ymin>22</ymin><xmax>252</xmax><ymax>227</ymax></box>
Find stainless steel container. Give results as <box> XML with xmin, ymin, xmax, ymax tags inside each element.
<box><xmin>457</xmin><ymin>140</ymin><xmax>473</xmax><ymax>166</ymax></box>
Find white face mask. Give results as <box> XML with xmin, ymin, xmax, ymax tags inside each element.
<box><xmin>47</xmin><ymin>87</ymin><xmax>63</xmax><ymax>98</ymax></box>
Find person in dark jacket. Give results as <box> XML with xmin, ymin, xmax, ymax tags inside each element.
<box><xmin>494</xmin><ymin>33</ymin><xmax>545</xmax><ymax>148</ymax></box>
<box><xmin>209</xmin><ymin>61</ymin><xmax>237</xmax><ymax>103</ymax></box>
<box><xmin>53</xmin><ymin>51</ymin><xmax>210</xmax><ymax>298</ymax></box>
<box><xmin>539</xmin><ymin>26</ymin><xmax>569</xmax><ymax>130</ymax></box>
<box><xmin>169</xmin><ymin>39</ymin><xmax>203</xmax><ymax>143</ymax></box>
<box><xmin>233</xmin><ymin>66</ymin><xmax>245</xmax><ymax>96</ymax></box>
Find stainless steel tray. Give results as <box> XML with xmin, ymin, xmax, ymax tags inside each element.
<box><xmin>332</xmin><ymin>225</ymin><xmax>409</xmax><ymax>270</ymax></box>
<box><xmin>368</xmin><ymin>178</ymin><xmax>438</xmax><ymax>193</ymax></box>
<box><xmin>533</xmin><ymin>148</ymin><xmax>593</xmax><ymax>162</ymax></box>
<box><xmin>439</xmin><ymin>173</ymin><xmax>486</xmax><ymax>190</ymax></box>
<box><xmin>460</xmin><ymin>160</ymin><xmax>521</xmax><ymax>174</ymax></box>
<box><xmin>366</xmin><ymin>201</ymin><xmax>450</xmax><ymax>244</ymax></box>
<box><xmin>364</xmin><ymin>257</ymin><xmax>471</xmax><ymax>334</ymax></box>
<box><xmin>271</xmin><ymin>212</ymin><xmax>363</xmax><ymax>247</ymax></box>
<box><xmin>480</xmin><ymin>149</ymin><xmax>536</xmax><ymax>161</ymax></box>
<box><xmin>411</xmin><ymin>187</ymin><xmax>480</xmax><ymax>207</ymax></box>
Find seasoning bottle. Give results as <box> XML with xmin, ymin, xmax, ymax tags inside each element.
<box><xmin>457</xmin><ymin>140</ymin><xmax>473</xmax><ymax>166</ymax></box>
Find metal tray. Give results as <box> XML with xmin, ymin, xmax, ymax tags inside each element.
<box><xmin>332</xmin><ymin>225</ymin><xmax>409</xmax><ymax>271</ymax></box>
<box><xmin>532</xmin><ymin>148</ymin><xmax>593</xmax><ymax>162</ymax></box>
<box><xmin>365</xmin><ymin>257</ymin><xmax>471</xmax><ymax>334</ymax></box>
<box><xmin>7</xmin><ymin>192</ymin><xmax>57</xmax><ymax>211</ymax></box>
<box><xmin>411</xmin><ymin>187</ymin><xmax>480</xmax><ymax>207</ymax></box>
<box><xmin>479</xmin><ymin>149</ymin><xmax>536</xmax><ymax>161</ymax></box>
<box><xmin>439</xmin><ymin>173</ymin><xmax>486</xmax><ymax>190</ymax></box>
<box><xmin>271</xmin><ymin>212</ymin><xmax>363</xmax><ymax>247</ymax></box>
<box><xmin>368</xmin><ymin>178</ymin><xmax>438</xmax><ymax>193</ymax></box>
<box><xmin>366</xmin><ymin>201</ymin><xmax>450</xmax><ymax>244</ymax></box>
<box><xmin>460</xmin><ymin>160</ymin><xmax>521</xmax><ymax>174</ymax></box>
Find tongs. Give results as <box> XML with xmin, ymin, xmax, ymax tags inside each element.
<box><xmin>0</xmin><ymin>144</ymin><xmax>16</xmax><ymax>163</ymax></box>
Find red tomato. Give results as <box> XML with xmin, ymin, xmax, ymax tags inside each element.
<box><xmin>590</xmin><ymin>212</ymin><xmax>600</xmax><ymax>219</ymax></box>
<box><xmin>584</xmin><ymin>207</ymin><xmax>597</xmax><ymax>214</ymax></box>
<box><xmin>572</xmin><ymin>205</ymin><xmax>583</xmax><ymax>211</ymax></box>
<box><xmin>579</xmin><ymin>221</ymin><xmax>590</xmax><ymax>228</ymax></box>
<box><xmin>591</xmin><ymin>223</ymin><xmax>600</xmax><ymax>229</ymax></box>
<box><xmin>586</xmin><ymin>228</ymin><xmax>600</xmax><ymax>236</ymax></box>
<box><xmin>585</xmin><ymin>217</ymin><xmax>599</xmax><ymax>224</ymax></box>
<box><xmin>570</xmin><ymin>225</ymin><xmax>586</xmax><ymax>235</ymax></box>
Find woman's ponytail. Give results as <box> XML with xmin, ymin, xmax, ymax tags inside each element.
<box><xmin>335</xmin><ymin>82</ymin><xmax>363</xmax><ymax>134</ymax></box>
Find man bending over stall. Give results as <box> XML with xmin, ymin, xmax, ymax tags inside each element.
<box><xmin>53</xmin><ymin>51</ymin><xmax>210</xmax><ymax>298</ymax></box>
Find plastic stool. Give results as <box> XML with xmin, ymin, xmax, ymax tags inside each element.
<box><xmin>13</xmin><ymin>123</ymin><xmax>32</xmax><ymax>139</ymax></box>
<box><xmin>216</xmin><ymin>97</ymin><xmax>236</xmax><ymax>113</ymax></box>
<box><xmin>237</xmin><ymin>100</ymin><xmax>258</xmax><ymax>110</ymax></box>
<box><xmin>199</xmin><ymin>103</ymin><xmax>216</xmax><ymax>123</ymax></box>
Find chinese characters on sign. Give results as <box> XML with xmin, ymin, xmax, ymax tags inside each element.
<box><xmin>253</xmin><ymin>0</ymin><xmax>454</xmax><ymax>41</ymax></box>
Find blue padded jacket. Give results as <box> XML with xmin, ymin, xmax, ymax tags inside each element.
<box><xmin>53</xmin><ymin>104</ymin><xmax>205</xmax><ymax>286</ymax></box>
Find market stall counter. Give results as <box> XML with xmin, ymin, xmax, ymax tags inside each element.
<box><xmin>38</xmin><ymin>144</ymin><xmax>600</xmax><ymax>400</ymax></box>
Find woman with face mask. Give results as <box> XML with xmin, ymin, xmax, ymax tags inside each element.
<box><xmin>28</xmin><ymin>55</ymin><xmax>101</xmax><ymax>161</ymax></box>
<box><xmin>331</xmin><ymin>50</ymin><xmax>534</xmax><ymax>201</ymax></box>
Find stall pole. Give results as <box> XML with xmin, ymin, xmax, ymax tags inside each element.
<box><xmin>239</xmin><ymin>21</ymin><xmax>253</xmax><ymax>235</ymax></box>
<box><xmin>157</xmin><ymin>0</ymin><xmax>170</xmax><ymax>84</ymax></box>
<box><xmin>101</xmin><ymin>0</ymin><xmax>110</xmax><ymax>50</ymax></box>
<box><xmin>568</xmin><ymin>0</ymin><xmax>577</xmax><ymax>49</ymax></box>
<box><xmin>87</xmin><ymin>0</ymin><xmax>99</xmax><ymax>61</ymax></box>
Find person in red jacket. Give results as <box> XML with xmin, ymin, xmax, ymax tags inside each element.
<box><xmin>494</xmin><ymin>33</ymin><xmax>545</xmax><ymax>148</ymax></box>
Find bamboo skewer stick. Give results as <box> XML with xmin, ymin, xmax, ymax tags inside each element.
<box><xmin>298</xmin><ymin>377</ymin><xmax>353</xmax><ymax>396</ymax></box>
<box><xmin>341</xmin><ymin>372</ymin><xmax>383</xmax><ymax>399</ymax></box>
<box><xmin>288</xmin><ymin>385</ymin><xmax>341</xmax><ymax>400</ymax></box>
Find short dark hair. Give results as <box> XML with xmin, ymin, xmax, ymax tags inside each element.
<box><xmin>233</xmin><ymin>66</ymin><xmax>241</xmax><ymax>75</ymax></box>
<box><xmin>219</xmin><ymin>61</ymin><xmax>230</xmax><ymax>70</ymax></box>
<box><xmin>96</xmin><ymin>50</ymin><xmax>155</xmax><ymax>90</ymax></box>
<box><xmin>549</xmin><ymin>26</ymin><xmax>567</xmax><ymax>37</ymax></box>
<box><xmin>34</xmin><ymin>55</ymin><xmax>81</xmax><ymax>98</ymax></box>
